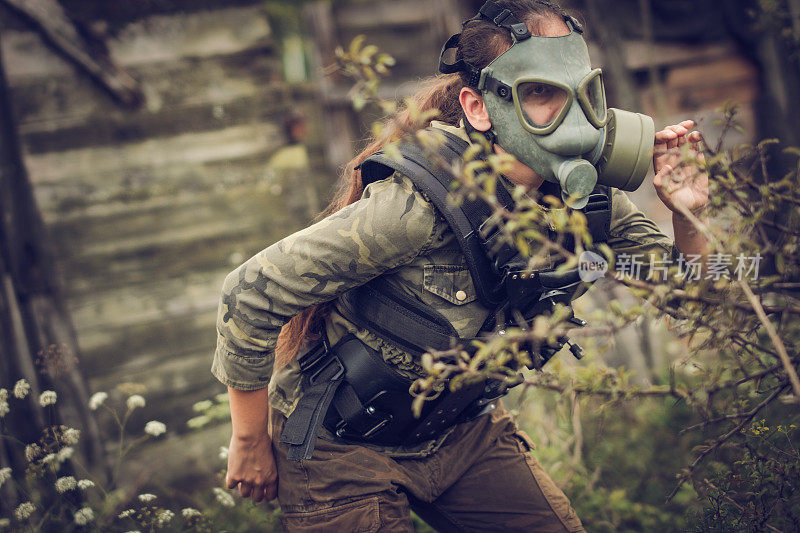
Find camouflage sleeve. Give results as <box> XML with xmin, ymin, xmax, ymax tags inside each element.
<box><xmin>211</xmin><ymin>172</ymin><xmax>439</xmax><ymax>390</ymax></box>
<box><xmin>607</xmin><ymin>188</ymin><xmax>680</xmax><ymax>281</ymax></box>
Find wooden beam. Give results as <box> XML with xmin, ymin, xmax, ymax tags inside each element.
<box><xmin>0</xmin><ymin>0</ymin><xmax>143</xmax><ymax>107</ymax></box>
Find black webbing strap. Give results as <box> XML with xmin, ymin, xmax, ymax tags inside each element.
<box><xmin>280</xmin><ymin>345</ymin><xmax>344</xmax><ymax>461</ymax></box>
<box><xmin>360</xmin><ymin>129</ymin><xmax>512</xmax><ymax>306</ymax></box>
<box><xmin>438</xmin><ymin>1</ymin><xmax>531</xmax><ymax>86</ymax></box>
<box><xmin>403</xmin><ymin>380</ymin><xmax>487</xmax><ymax>444</ymax></box>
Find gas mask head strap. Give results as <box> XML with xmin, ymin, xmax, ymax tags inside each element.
<box><xmin>439</xmin><ymin>1</ymin><xmax>582</xmax><ymax>90</ymax></box>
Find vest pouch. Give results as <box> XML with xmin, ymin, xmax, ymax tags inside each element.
<box><xmin>322</xmin><ymin>335</ymin><xmax>421</xmax><ymax>445</ymax></box>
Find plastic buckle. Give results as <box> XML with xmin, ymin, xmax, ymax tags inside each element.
<box><xmin>503</xmin><ymin>269</ymin><xmax>545</xmax><ymax>308</ymax></box>
<box><xmin>509</xmin><ymin>22</ymin><xmax>531</xmax><ymax>40</ymax></box>
<box><xmin>492</xmin><ymin>8</ymin><xmax>512</xmax><ymax>25</ymax></box>
<box><xmin>307</xmin><ymin>353</ymin><xmax>344</xmax><ymax>386</ymax></box>
<box><xmin>564</xmin><ymin>15</ymin><xmax>584</xmax><ymax>34</ymax></box>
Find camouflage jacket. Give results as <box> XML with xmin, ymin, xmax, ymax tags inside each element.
<box><xmin>212</xmin><ymin>121</ymin><xmax>679</xmax><ymax>453</ymax></box>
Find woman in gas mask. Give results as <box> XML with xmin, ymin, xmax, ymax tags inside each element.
<box><xmin>213</xmin><ymin>1</ymin><xmax>708</xmax><ymax>530</ymax></box>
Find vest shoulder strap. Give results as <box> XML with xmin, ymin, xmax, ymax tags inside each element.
<box><xmin>360</xmin><ymin>129</ymin><xmax>510</xmax><ymax>306</ymax></box>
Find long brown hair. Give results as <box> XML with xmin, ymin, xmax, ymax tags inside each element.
<box><xmin>275</xmin><ymin>0</ymin><xmax>569</xmax><ymax>367</ymax></box>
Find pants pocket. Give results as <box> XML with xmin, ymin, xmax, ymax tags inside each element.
<box><xmin>281</xmin><ymin>497</ymin><xmax>381</xmax><ymax>533</ymax></box>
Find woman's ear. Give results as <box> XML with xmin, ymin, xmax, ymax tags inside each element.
<box><xmin>459</xmin><ymin>87</ymin><xmax>492</xmax><ymax>132</ymax></box>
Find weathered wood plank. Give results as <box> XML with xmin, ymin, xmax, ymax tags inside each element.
<box><xmin>24</xmin><ymin>123</ymin><xmax>284</xmax><ymax>199</ymax></box>
<box><xmin>77</xmin><ymin>307</ymin><xmax>218</xmax><ymax>371</ymax></box>
<box><xmin>10</xmin><ymin>52</ymin><xmax>283</xmax><ymax>130</ymax></box>
<box><xmin>69</xmin><ymin>269</ymin><xmax>224</xmax><ymax>331</ymax></box>
<box><xmin>49</xmin><ymin>178</ymin><xmax>332</xmax><ymax>301</ymax></box>
<box><xmin>1</xmin><ymin>5</ymin><xmax>273</xmax><ymax>79</ymax></box>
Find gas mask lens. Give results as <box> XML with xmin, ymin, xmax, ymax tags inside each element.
<box><xmin>514</xmin><ymin>80</ymin><xmax>571</xmax><ymax>133</ymax></box>
<box><xmin>577</xmin><ymin>69</ymin><xmax>608</xmax><ymax>128</ymax></box>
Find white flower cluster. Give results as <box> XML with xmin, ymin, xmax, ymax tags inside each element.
<box><xmin>62</xmin><ymin>427</ymin><xmax>80</xmax><ymax>445</ymax></box>
<box><xmin>77</xmin><ymin>479</ymin><xmax>95</xmax><ymax>490</ymax></box>
<box><xmin>181</xmin><ymin>507</ymin><xmax>201</xmax><ymax>518</ymax></box>
<box><xmin>118</xmin><ymin>509</ymin><xmax>135</xmax><ymax>519</ymax></box>
<box><xmin>39</xmin><ymin>390</ymin><xmax>57</xmax><ymax>407</ymax></box>
<box><xmin>192</xmin><ymin>400</ymin><xmax>213</xmax><ymax>412</ymax></box>
<box><xmin>73</xmin><ymin>507</ymin><xmax>94</xmax><ymax>525</ymax></box>
<box><xmin>0</xmin><ymin>389</ymin><xmax>8</xmax><ymax>418</ymax></box>
<box><xmin>57</xmin><ymin>446</ymin><xmax>74</xmax><ymax>463</ymax></box>
<box><xmin>55</xmin><ymin>476</ymin><xmax>77</xmax><ymax>493</ymax></box>
<box><xmin>156</xmin><ymin>509</ymin><xmax>174</xmax><ymax>526</ymax></box>
<box><xmin>144</xmin><ymin>421</ymin><xmax>166</xmax><ymax>437</ymax></box>
<box><xmin>13</xmin><ymin>379</ymin><xmax>30</xmax><ymax>399</ymax></box>
<box><xmin>14</xmin><ymin>502</ymin><xmax>35</xmax><ymax>520</ymax></box>
<box><xmin>24</xmin><ymin>444</ymin><xmax>40</xmax><ymax>462</ymax></box>
<box><xmin>0</xmin><ymin>467</ymin><xmax>11</xmax><ymax>487</ymax></box>
<box><xmin>213</xmin><ymin>487</ymin><xmax>235</xmax><ymax>508</ymax></box>
<box><xmin>126</xmin><ymin>394</ymin><xmax>146</xmax><ymax>410</ymax></box>
<box><xmin>138</xmin><ymin>493</ymin><xmax>157</xmax><ymax>503</ymax></box>
<box><xmin>88</xmin><ymin>391</ymin><xmax>107</xmax><ymax>411</ymax></box>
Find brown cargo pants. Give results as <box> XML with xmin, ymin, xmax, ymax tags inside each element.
<box><xmin>270</xmin><ymin>402</ymin><xmax>585</xmax><ymax>532</ymax></box>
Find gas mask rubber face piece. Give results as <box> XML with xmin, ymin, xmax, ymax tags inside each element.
<box><xmin>477</xmin><ymin>24</ymin><xmax>655</xmax><ymax>208</ymax></box>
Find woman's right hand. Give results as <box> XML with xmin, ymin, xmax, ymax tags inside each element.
<box><xmin>225</xmin><ymin>432</ymin><xmax>278</xmax><ymax>503</ymax></box>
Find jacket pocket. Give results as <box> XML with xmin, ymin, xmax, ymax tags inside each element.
<box><xmin>422</xmin><ymin>265</ymin><xmax>477</xmax><ymax>305</ymax></box>
<box><xmin>281</xmin><ymin>497</ymin><xmax>380</xmax><ymax>533</ymax></box>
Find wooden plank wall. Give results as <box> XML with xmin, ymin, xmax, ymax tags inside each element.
<box><xmin>1</xmin><ymin>2</ymin><xmax>331</xmax><ymax>445</ymax></box>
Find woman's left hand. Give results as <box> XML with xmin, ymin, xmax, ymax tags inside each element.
<box><xmin>652</xmin><ymin>119</ymin><xmax>709</xmax><ymax>216</ymax></box>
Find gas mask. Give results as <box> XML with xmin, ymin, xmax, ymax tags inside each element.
<box><xmin>440</xmin><ymin>2</ymin><xmax>655</xmax><ymax>208</ymax></box>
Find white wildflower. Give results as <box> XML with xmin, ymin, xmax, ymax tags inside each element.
<box><xmin>126</xmin><ymin>394</ymin><xmax>145</xmax><ymax>410</ymax></box>
<box><xmin>213</xmin><ymin>487</ymin><xmax>235</xmax><ymax>508</ymax></box>
<box><xmin>57</xmin><ymin>447</ymin><xmax>74</xmax><ymax>462</ymax></box>
<box><xmin>192</xmin><ymin>400</ymin><xmax>213</xmax><ymax>412</ymax></box>
<box><xmin>13</xmin><ymin>379</ymin><xmax>30</xmax><ymax>399</ymax></box>
<box><xmin>88</xmin><ymin>391</ymin><xmax>107</xmax><ymax>410</ymax></box>
<box><xmin>0</xmin><ymin>401</ymin><xmax>8</xmax><ymax>418</ymax></box>
<box><xmin>55</xmin><ymin>476</ymin><xmax>77</xmax><ymax>493</ymax></box>
<box><xmin>181</xmin><ymin>507</ymin><xmax>201</xmax><ymax>518</ymax></box>
<box><xmin>77</xmin><ymin>479</ymin><xmax>95</xmax><ymax>490</ymax></box>
<box><xmin>14</xmin><ymin>502</ymin><xmax>35</xmax><ymax>520</ymax></box>
<box><xmin>156</xmin><ymin>509</ymin><xmax>174</xmax><ymax>526</ymax></box>
<box><xmin>0</xmin><ymin>467</ymin><xmax>11</xmax><ymax>489</ymax></box>
<box><xmin>73</xmin><ymin>507</ymin><xmax>94</xmax><ymax>525</ymax></box>
<box><xmin>144</xmin><ymin>421</ymin><xmax>166</xmax><ymax>437</ymax></box>
<box><xmin>137</xmin><ymin>493</ymin><xmax>157</xmax><ymax>503</ymax></box>
<box><xmin>39</xmin><ymin>390</ymin><xmax>57</xmax><ymax>407</ymax></box>
<box><xmin>24</xmin><ymin>444</ymin><xmax>40</xmax><ymax>462</ymax></box>
<box><xmin>0</xmin><ymin>518</ymin><xmax>10</xmax><ymax>527</ymax></box>
<box><xmin>218</xmin><ymin>446</ymin><xmax>229</xmax><ymax>460</ymax></box>
<box><xmin>0</xmin><ymin>389</ymin><xmax>6</xmax><ymax>401</ymax></box>
<box><xmin>61</xmin><ymin>427</ymin><xmax>80</xmax><ymax>445</ymax></box>
<box><xmin>41</xmin><ymin>453</ymin><xmax>56</xmax><ymax>464</ymax></box>
<box><xmin>117</xmin><ymin>509</ymin><xmax>134</xmax><ymax>519</ymax></box>
<box><xmin>187</xmin><ymin>415</ymin><xmax>210</xmax><ymax>429</ymax></box>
